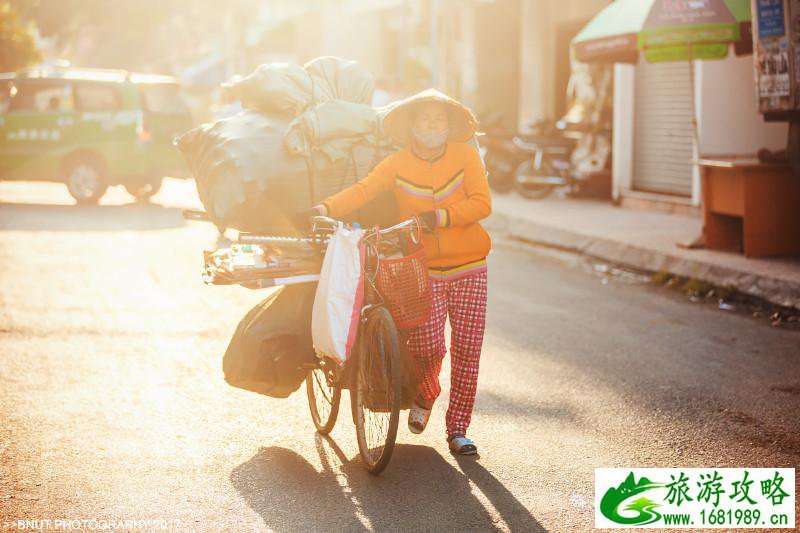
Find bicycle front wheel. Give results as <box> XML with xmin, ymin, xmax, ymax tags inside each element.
<box><xmin>306</xmin><ymin>365</ymin><xmax>341</xmax><ymax>435</ymax></box>
<box><xmin>351</xmin><ymin>306</ymin><xmax>401</xmax><ymax>475</ymax></box>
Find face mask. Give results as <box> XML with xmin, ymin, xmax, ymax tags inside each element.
<box><xmin>412</xmin><ymin>128</ymin><xmax>449</xmax><ymax>149</ymax></box>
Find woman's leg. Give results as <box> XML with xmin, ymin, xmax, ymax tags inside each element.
<box><xmin>406</xmin><ymin>278</ymin><xmax>448</xmax><ymax>403</ymax></box>
<box><xmin>444</xmin><ymin>270</ymin><xmax>488</xmax><ymax>436</ymax></box>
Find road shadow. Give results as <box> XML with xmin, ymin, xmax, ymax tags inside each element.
<box><xmin>231</xmin><ymin>434</ymin><xmax>545</xmax><ymax>532</ymax></box>
<box><xmin>474</xmin><ymin>389</ymin><xmax>585</xmax><ymax>427</ymax></box>
<box><xmin>0</xmin><ymin>202</ymin><xmax>186</xmax><ymax>231</ymax></box>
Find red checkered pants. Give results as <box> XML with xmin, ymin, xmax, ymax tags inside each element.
<box><xmin>406</xmin><ymin>270</ymin><xmax>487</xmax><ymax>436</ymax></box>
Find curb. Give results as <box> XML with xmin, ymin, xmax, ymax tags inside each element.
<box><xmin>486</xmin><ymin>212</ymin><xmax>800</xmax><ymax>311</ymax></box>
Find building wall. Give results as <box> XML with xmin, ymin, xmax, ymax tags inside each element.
<box><xmin>612</xmin><ymin>64</ymin><xmax>635</xmax><ymax>199</ymax></box>
<box><xmin>472</xmin><ymin>0</ymin><xmax>520</xmax><ymax>129</ymax></box>
<box><xmin>517</xmin><ymin>0</ymin><xmax>611</xmax><ymax>132</ymax></box>
<box><xmin>291</xmin><ymin>2</ymin><xmax>407</xmax><ymax>85</ymax></box>
<box><xmin>697</xmin><ymin>55</ymin><xmax>787</xmax><ymax>155</ymax></box>
<box><xmin>297</xmin><ymin>6</ymin><xmax>386</xmax><ymax>74</ymax></box>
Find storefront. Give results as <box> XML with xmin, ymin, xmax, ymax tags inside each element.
<box><xmin>613</xmin><ymin>53</ymin><xmax>787</xmax><ymax>211</ymax></box>
<box><xmin>632</xmin><ymin>60</ymin><xmax>695</xmax><ymax>197</ymax></box>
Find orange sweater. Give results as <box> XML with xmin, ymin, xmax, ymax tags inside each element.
<box><xmin>322</xmin><ymin>142</ymin><xmax>492</xmax><ymax>272</ymax></box>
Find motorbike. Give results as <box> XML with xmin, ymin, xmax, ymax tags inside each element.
<box><xmin>479</xmin><ymin>113</ymin><xmax>527</xmax><ymax>194</ymax></box>
<box><xmin>512</xmin><ymin>119</ymin><xmax>611</xmax><ymax>200</ymax></box>
<box><xmin>511</xmin><ymin>120</ymin><xmax>577</xmax><ymax>200</ymax></box>
<box><xmin>480</xmin><ymin>115</ymin><xmax>609</xmax><ymax>200</ymax></box>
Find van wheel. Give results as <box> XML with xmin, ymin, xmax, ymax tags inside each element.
<box><xmin>64</xmin><ymin>157</ymin><xmax>108</xmax><ymax>205</ymax></box>
<box><xmin>124</xmin><ymin>177</ymin><xmax>163</xmax><ymax>202</ymax></box>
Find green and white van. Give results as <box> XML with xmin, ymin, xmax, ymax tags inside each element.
<box><xmin>0</xmin><ymin>67</ymin><xmax>194</xmax><ymax>203</ymax></box>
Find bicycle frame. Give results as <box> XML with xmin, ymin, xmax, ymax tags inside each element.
<box><xmin>298</xmin><ymin>216</ymin><xmax>422</xmax><ymax>390</ymax></box>
<box><xmin>296</xmin><ymin>217</ymin><xmax>416</xmax><ymax>474</ymax></box>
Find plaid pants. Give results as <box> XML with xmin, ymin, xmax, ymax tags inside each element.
<box><xmin>406</xmin><ymin>270</ymin><xmax>488</xmax><ymax>436</ymax></box>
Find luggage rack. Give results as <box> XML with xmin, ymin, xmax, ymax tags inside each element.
<box><xmin>237</xmin><ymin>232</ymin><xmax>329</xmax><ymax>248</ymax></box>
<box><xmin>185</xmin><ymin>210</ymin><xmax>325</xmax><ymax>289</ymax></box>
<box><xmin>202</xmin><ymin>242</ymin><xmax>322</xmax><ymax>288</ymax></box>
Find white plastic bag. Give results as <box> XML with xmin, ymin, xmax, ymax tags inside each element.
<box><xmin>311</xmin><ymin>223</ymin><xmax>365</xmax><ymax>363</ymax></box>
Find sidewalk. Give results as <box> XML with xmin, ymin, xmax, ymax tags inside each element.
<box><xmin>486</xmin><ymin>193</ymin><xmax>800</xmax><ymax>311</ymax></box>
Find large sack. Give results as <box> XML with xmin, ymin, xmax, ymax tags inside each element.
<box><xmin>303</xmin><ymin>56</ymin><xmax>374</xmax><ymax>105</ymax></box>
<box><xmin>222</xmin><ymin>283</ymin><xmax>317</xmax><ymax>398</ymax></box>
<box><xmin>178</xmin><ymin>57</ymin><xmax>405</xmax><ymax>233</ymax></box>
<box><xmin>283</xmin><ymin>100</ymin><xmax>379</xmax><ymax>161</ymax></box>
<box><xmin>177</xmin><ymin>111</ymin><xmax>307</xmax><ymax>233</ymax></box>
<box><xmin>177</xmin><ymin>111</ymin><xmax>398</xmax><ymax>233</ymax></box>
<box><xmin>223</xmin><ymin>63</ymin><xmax>312</xmax><ymax>116</ymax></box>
<box><xmin>223</xmin><ymin>56</ymin><xmax>374</xmax><ymax>116</ymax></box>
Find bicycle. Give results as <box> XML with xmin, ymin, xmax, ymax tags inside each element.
<box><xmin>237</xmin><ymin>215</ymin><xmax>430</xmax><ymax>475</ymax></box>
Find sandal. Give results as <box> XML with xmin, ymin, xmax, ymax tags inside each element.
<box><xmin>408</xmin><ymin>400</ymin><xmax>432</xmax><ymax>434</ymax></box>
<box><xmin>447</xmin><ymin>433</ymin><xmax>478</xmax><ymax>455</ymax></box>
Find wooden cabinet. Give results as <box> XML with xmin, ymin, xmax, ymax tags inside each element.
<box><xmin>699</xmin><ymin>158</ymin><xmax>800</xmax><ymax>258</ymax></box>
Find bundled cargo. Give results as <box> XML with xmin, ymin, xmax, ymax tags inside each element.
<box><xmin>283</xmin><ymin>100</ymin><xmax>382</xmax><ymax>161</ymax></box>
<box><xmin>223</xmin><ymin>56</ymin><xmax>375</xmax><ymax>115</ymax></box>
<box><xmin>176</xmin><ymin>56</ymin><xmax>398</xmax><ymax>233</ymax></box>
<box><xmin>222</xmin><ymin>62</ymin><xmax>312</xmax><ymax>116</ymax></box>
<box><xmin>178</xmin><ymin>57</ymin><xmax>406</xmax><ymax>400</ymax></box>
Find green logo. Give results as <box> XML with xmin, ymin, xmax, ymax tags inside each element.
<box><xmin>600</xmin><ymin>472</ymin><xmax>665</xmax><ymax>525</ymax></box>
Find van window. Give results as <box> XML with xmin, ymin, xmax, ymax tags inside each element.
<box><xmin>75</xmin><ymin>83</ymin><xmax>121</xmax><ymax>111</ymax></box>
<box><xmin>140</xmin><ymin>84</ymin><xmax>189</xmax><ymax>115</ymax></box>
<box><xmin>8</xmin><ymin>81</ymin><xmax>73</xmax><ymax>112</ymax></box>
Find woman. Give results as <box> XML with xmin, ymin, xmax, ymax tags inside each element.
<box><xmin>305</xmin><ymin>89</ymin><xmax>491</xmax><ymax>455</ymax></box>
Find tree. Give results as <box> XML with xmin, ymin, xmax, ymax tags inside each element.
<box><xmin>0</xmin><ymin>2</ymin><xmax>41</xmax><ymax>72</ymax></box>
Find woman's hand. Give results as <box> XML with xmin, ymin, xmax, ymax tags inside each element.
<box><xmin>418</xmin><ymin>211</ymin><xmax>438</xmax><ymax>233</ymax></box>
<box><xmin>292</xmin><ymin>204</ymin><xmax>327</xmax><ymax>229</ymax></box>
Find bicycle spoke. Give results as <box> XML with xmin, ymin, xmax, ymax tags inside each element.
<box><xmin>312</xmin><ymin>368</ymin><xmax>333</xmax><ymax>424</ymax></box>
<box><xmin>359</xmin><ymin>322</ymin><xmax>395</xmax><ymax>463</ymax></box>
<box><xmin>353</xmin><ymin>307</ymin><xmax>400</xmax><ymax>474</ymax></box>
<box><xmin>313</xmin><ymin>369</ymin><xmax>332</xmax><ymax>403</ymax></box>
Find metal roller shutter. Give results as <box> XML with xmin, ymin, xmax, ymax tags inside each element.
<box><xmin>633</xmin><ymin>60</ymin><xmax>694</xmax><ymax>197</ymax></box>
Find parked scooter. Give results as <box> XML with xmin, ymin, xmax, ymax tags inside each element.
<box><xmin>512</xmin><ymin>120</ymin><xmax>578</xmax><ymax>200</ymax></box>
<box><xmin>512</xmin><ymin>118</ymin><xmax>612</xmax><ymax>200</ymax></box>
<box><xmin>479</xmin><ymin>113</ymin><xmax>527</xmax><ymax>194</ymax></box>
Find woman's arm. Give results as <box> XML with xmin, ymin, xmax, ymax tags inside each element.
<box><xmin>315</xmin><ymin>155</ymin><xmax>397</xmax><ymax>218</ymax></box>
<box><xmin>434</xmin><ymin>147</ymin><xmax>491</xmax><ymax>227</ymax></box>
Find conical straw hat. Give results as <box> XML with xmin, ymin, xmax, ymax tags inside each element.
<box><xmin>382</xmin><ymin>88</ymin><xmax>478</xmax><ymax>145</ymax></box>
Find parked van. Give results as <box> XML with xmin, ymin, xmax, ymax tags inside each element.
<box><xmin>0</xmin><ymin>67</ymin><xmax>194</xmax><ymax>203</ymax></box>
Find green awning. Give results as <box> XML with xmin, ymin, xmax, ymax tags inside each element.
<box><xmin>572</xmin><ymin>0</ymin><xmax>752</xmax><ymax>64</ymax></box>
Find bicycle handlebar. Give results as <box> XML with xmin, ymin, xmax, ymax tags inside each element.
<box><xmin>375</xmin><ymin>217</ymin><xmax>419</xmax><ymax>235</ymax></box>
<box><xmin>237</xmin><ymin>216</ymin><xmax>421</xmax><ymax>246</ymax></box>
<box><xmin>237</xmin><ymin>234</ymin><xmax>319</xmax><ymax>245</ymax></box>
<box><xmin>310</xmin><ymin>215</ymin><xmax>420</xmax><ymax>236</ymax></box>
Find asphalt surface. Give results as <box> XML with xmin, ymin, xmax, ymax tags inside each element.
<box><xmin>1</xmin><ymin>179</ymin><xmax>798</xmax><ymax>532</ymax></box>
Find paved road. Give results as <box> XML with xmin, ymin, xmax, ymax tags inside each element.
<box><xmin>1</xmin><ymin>179</ymin><xmax>798</xmax><ymax>532</ymax></box>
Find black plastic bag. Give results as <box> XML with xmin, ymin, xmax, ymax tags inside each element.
<box><xmin>222</xmin><ymin>283</ymin><xmax>317</xmax><ymax>398</ymax></box>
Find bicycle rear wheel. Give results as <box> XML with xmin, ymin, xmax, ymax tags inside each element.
<box><xmin>351</xmin><ymin>306</ymin><xmax>401</xmax><ymax>474</ymax></box>
<box><xmin>306</xmin><ymin>364</ymin><xmax>341</xmax><ymax>435</ymax></box>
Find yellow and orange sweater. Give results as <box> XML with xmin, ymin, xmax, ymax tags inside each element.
<box><xmin>321</xmin><ymin>142</ymin><xmax>492</xmax><ymax>279</ymax></box>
